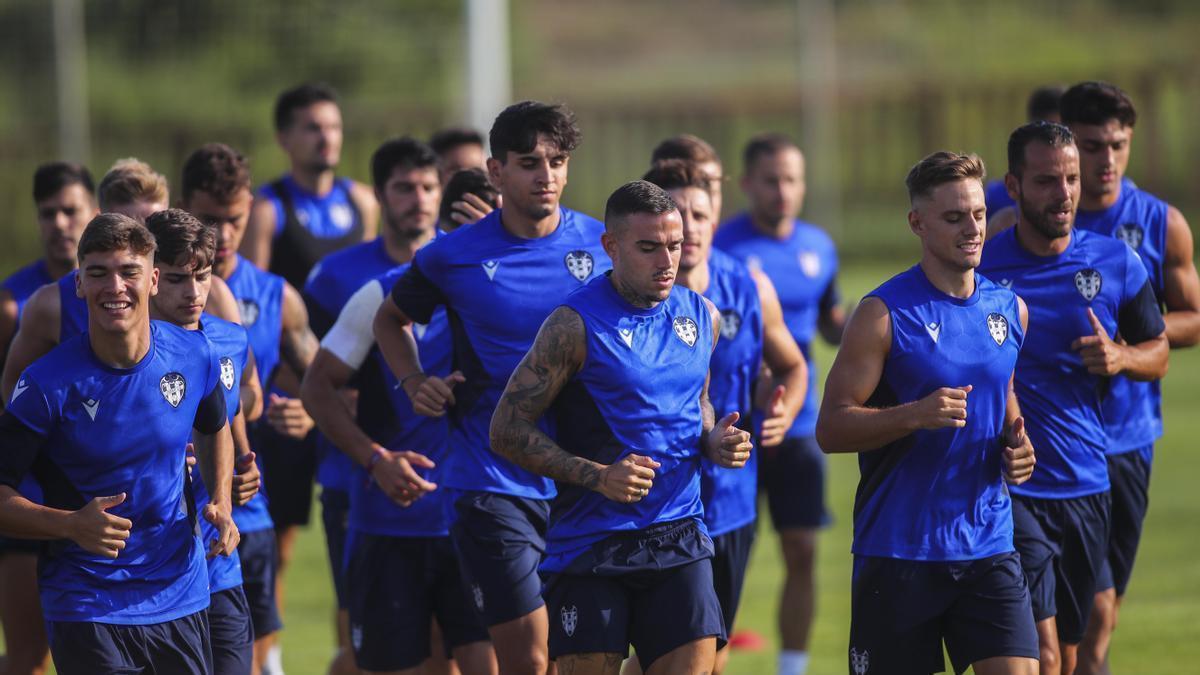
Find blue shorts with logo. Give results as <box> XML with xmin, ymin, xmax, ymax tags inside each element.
<box><xmin>450</xmin><ymin>490</ymin><xmax>549</xmax><ymax>627</ymax></box>
<box><xmin>210</xmin><ymin>586</ymin><xmax>253</xmax><ymax>675</ymax></box>
<box><xmin>237</xmin><ymin>527</ymin><xmax>282</xmax><ymax>638</ymax></box>
<box><xmin>760</xmin><ymin>436</ymin><xmax>830</xmax><ymax>530</ymax></box>
<box><xmin>849</xmin><ymin>552</ymin><xmax>1038</xmax><ymax>675</ymax></box>
<box><xmin>1096</xmin><ymin>448</ymin><xmax>1152</xmax><ymax>596</ymax></box>
<box><xmin>543</xmin><ymin>518</ymin><xmax>725</xmax><ymax>670</ymax></box>
<box><xmin>1012</xmin><ymin>491</ymin><xmax>1110</xmax><ymax>645</ymax></box>
<box><xmin>347</xmin><ymin>532</ymin><xmax>489</xmax><ymax>671</ymax></box>
<box><xmin>47</xmin><ymin>610</ymin><xmax>212</xmax><ymax>675</ymax></box>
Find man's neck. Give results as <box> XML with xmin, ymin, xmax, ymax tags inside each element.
<box><xmin>44</xmin><ymin>258</ymin><xmax>75</xmax><ymax>281</ymax></box>
<box><xmin>500</xmin><ymin>204</ymin><xmax>561</xmax><ymax>240</ymax></box>
<box><xmin>291</xmin><ymin>166</ymin><xmax>336</xmax><ymax>196</ymax></box>
<box><xmin>918</xmin><ymin>256</ymin><xmax>974</xmax><ymax>299</ymax></box>
<box><xmin>1014</xmin><ymin>219</ymin><xmax>1072</xmax><ymax>257</ymax></box>
<box><xmin>675</xmin><ymin>261</ymin><xmax>711</xmax><ymax>295</ymax></box>
<box><xmin>88</xmin><ymin>319</ymin><xmax>152</xmax><ymax>369</ymax></box>
<box><xmin>1079</xmin><ymin>181</ymin><xmax>1122</xmax><ymax>212</ymax></box>
<box><xmin>149</xmin><ymin>306</ymin><xmax>199</xmax><ymax>331</ymax></box>
<box><xmin>382</xmin><ymin>225</ymin><xmax>435</xmax><ymax>265</ymax></box>
<box><xmin>608</xmin><ymin>273</ymin><xmax>661</xmax><ymax>310</ymax></box>
<box><xmin>750</xmin><ymin>212</ymin><xmax>794</xmax><ymax>240</ymax></box>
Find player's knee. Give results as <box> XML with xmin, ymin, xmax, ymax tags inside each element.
<box><xmin>780</xmin><ymin>532</ymin><xmax>817</xmax><ymax>572</ymax></box>
<box><xmin>503</xmin><ymin>649</ymin><xmax>548</xmax><ymax>675</ymax></box>
<box><xmin>1038</xmin><ymin>643</ymin><xmax>1061</xmax><ymax>673</ymax></box>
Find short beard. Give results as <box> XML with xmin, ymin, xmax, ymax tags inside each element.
<box><xmin>1019</xmin><ymin>199</ymin><xmax>1071</xmax><ymax>241</ymax></box>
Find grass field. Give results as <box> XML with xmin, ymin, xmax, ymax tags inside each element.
<box><xmin>259</xmin><ymin>259</ymin><xmax>1200</xmax><ymax>674</ymax></box>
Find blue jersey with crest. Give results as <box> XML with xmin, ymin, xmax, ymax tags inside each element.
<box><xmin>979</xmin><ymin>228</ymin><xmax>1165</xmax><ymax>499</ymax></box>
<box><xmin>714</xmin><ymin>213</ymin><xmax>838</xmax><ymax>439</ymax></box>
<box><xmin>699</xmin><ymin>251</ymin><xmax>763</xmax><ymax>536</ymax></box>
<box><xmin>389</xmin><ymin>207</ymin><xmax>609</xmax><ymax>499</ymax></box>
<box><xmin>6</xmin><ymin>321</ymin><xmax>220</xmax><ymax>624</ymax></box>
<box><xmin>191</xmin><ymin>314</ymin><xmax>249</xmax><ymax>593</ymax></box>
<box><xmin>542</xmin><ymin>276</ymin><xmax>715</xmax><ymax>573</ymax></box>
<box><xmin>856</xmin><ymin>267</ymin><xmax>1023</xmax><ymax>560</ymax></box>
<box><xmin>349</xmin><ymin>266</ymin><xmax>454</xmax><ymax>537</ymax></box>
<box><xmin>2</xmin><ymin>260</ymin><xmax>55</xmax><ymax>504</ymax></box>
<box><xmin>305</xmin><ymin>238</ymin><xmax>401</xmax><ymax>492</ymax></box>
<box><xmin>224</xmin><ymin>256</ymin><xmax>284</xmax><ymax>533</ymax></box>
<box><xmin>1074</xmin><ymin>177</ymin><xmax>1169</xmax><ymax>454</ymax></box>
<box><xmin>57</xmin><ymin>271</ymin><xmax>87</xmax><ymax>342</ymax></box>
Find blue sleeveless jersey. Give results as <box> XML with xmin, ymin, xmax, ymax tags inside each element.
<box><xmin>542</xmin><ymin>276</ymin><xmax>715</xmax><ymax>573</ymax></box>
<box><xmin>714</xmin><ymin>213</ymin><xmax>839</xmax><ymax>439</ymax></box>
<box><xmin>699</xmin><ymin>251</ymin><xmax>763</xmax><ymax>536</ymax></box>
<box><xmin>389</xmin><ymin>207</ymin><xmax>610</xmax><ymax>499</ymax></box>
<box><xmin>856</xmin><ymin>267</ymin><xmax>1022</xmax><ymax>560</ymax></box>
<box><xmin>57</xmin><ymin>271</ymin><xmax>87</xmax><ymax>342</ymax></box>
<box><xmin>7</xmin><ymin>321</ymin><xmax>218</xmax><ymax>624</ymax></box>
<box><xmin>260</xmin><ymin>175</ymin><xmax>362</xmax><ymax>240</ymax></box>
<box><xmin>984</xmin><ymin>180</ymin><xmax>1015</xmax><ymax>218</ymax></box>
<box><xmin>224</xmin><ymin>256</ymin><xmax>284</xmax><ymax>533</ymax></box>
<box><xmin>2</xmin><ymin>259</ymin><xmax>55</xmax><ymax>504</ymax></box>
<box><xmin>191</xmin><ymin>314</ymin><xmax>249</xmax><ymax>593</ymax></box>
<box><xmin>304</xmin><ymin>238</ymin><xmax>401</xmax><ymax>492</ymax></box>
<box><xmin>979</xmin><ymin>228</ymin><xmax>1164</xmax><ymax>499</ymax></box>
<box><xmin>1074</xmin><ymin>177</ymin><xmax>1169</xmax><ymax>454</ymax></box>
<box><xmin>348</xmin><ymin>266</ymin><xmax>454</xmax><ymax>537</ymax></box>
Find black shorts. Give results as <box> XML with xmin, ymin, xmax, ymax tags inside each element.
<box><xmin>255</xmin><ymin>422</ymin><xmax>317</xmax><ymax>528</ymax></box>
<box><xmin>1012</xmin><ymin>491</ymin><xmax>1110</xmax><ymax>645</ymax></box>
<box><xmin>0</xmin><ymin>536</ymin><xmax>40</xmax><ymax>556</ymax></box>
<box><xmin>321</xmin><ymin>488</ymin><xmax>350</xmax><ymax>610</ymax></box>
<box><xmin>450</xmin><ymin>490</ymin><xmax>549</xmax><ymax>627</ymax></box>
<box><xmin>849</xmin><ymin>552</ymin><xmax>1039</xmax><ymax>675</ymax></box>
<box><xmin>759</xmin><ymin>436</ymin><xmax>830</xmax><ymax>530</ymax></box>
<box><xmin>209</xmin><ymin>586</ymin><xmax>253</xmax><ymax>675</ymax></box>
<box><xmin>711</xmin><ymin>521</ymin><xmax>756</xmax><ymax>634</ymax></box>
<box><xmin>1096</xmin><ymin>448</ymin><xmax>1152</xmax><ymax>596</ymax></box>
<box><xmin>544</xmin><ymin>520</ymin><xmax>724</xmax><ymax>670</ymax></box>
<box><xmin>47</xmin><ymin>610</ymin><xmax>212</xmax><ymax>675</ymax></box>
<box><xmin>347</xmin><ymin>532</ymin><xmax>489</xmax><ymax>672</ymax></box>
<box><xmin>237</xmin><ymin>528</ymin><xmax>282</xmax><ymax>638</ymax></box>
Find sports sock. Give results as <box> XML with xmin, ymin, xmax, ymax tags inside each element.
<box><xmin>778</xmin><ymin>649</ymin><xmax>809</xmax><ymax>675</ymax></box>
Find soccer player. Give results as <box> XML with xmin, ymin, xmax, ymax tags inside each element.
<box><xmin>180</xmin><ymin>143</ymin><xmax>318</xmax><ymax>675</ymax></box>
<box><xmin>817</xmin><ymin>151</ymin><xmax>1038</xmax><ymax>675</ymax></box>
<box><xmin>240</xmin><ymin>82</ymin><xmax>379</xmax><ymax>289</ymax></box>
<box><xmin>430</xmin><ymin>127</ymin><xmax>488</xmax><ymax>186</ymax></box>
<box><xmin>651</xmin><ymin>134</ymin><xmax>726</xmax><ymax>221</ymax></box>
<box><xmin>438</xmin><ymin>168</ymin><xmax>500</xmax><ymax>233</ymax></box>
<box><xmin>1053</xmin><ymin>82</ymin><xmax>1200</xmax><ymax>674</ymax></box>
<box><xmin>0</xmin><ymin>161</ymin><xmax>96</xmax><ymax>675</ymax></box>
<box><xmin>488</xmin><ymin>180</ymin><xmax>752</xmax><ymax>674</ymax></box>
<box><xmin>985</xmin><ymin>86</ymin><xmax>1066</xmax><ymax>218</ymax></box>
<box><xmin>0</xmin><ymin>213</ymin><xmax>239</xmax><ymax>674</ymax></box>
<box><xmin>375</xmin><ymin>100</ymin><xmax>609</xmax><ymax>674</ymax></box>
<box><xmin>146</xmin><ymin>208</ymin><xmax>264</xmax><ymax>675</ymax></box>
<box><xmin>978</xmin><ymin>122</ymin><xmax>1168</xmax><ymax>675</ymax></box>
<box><xmin>302</xmin><ymin>136</ymin><xmax>442</xmax><ymax>674</ymax></box>
<box><xmin>713</xmin><ymin>132</ymin><xmax>845</xmax><ymax>675</ymax></box>
<box><xmin>643</xmin><ymin>160</ymin><xmax>808</xmax><ymax>674</ymax></box>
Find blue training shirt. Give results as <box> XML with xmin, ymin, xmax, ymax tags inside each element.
<box><xmin>979</xmin><ymin>227</ymin><xmax>1165</xmax><ymax>499</ymax></box>
<box><xmin>700</xmin><ymin>250</ymin><xmax>763</xmax><ymax>537</ymax></box>
<box><xmin>57</xmin><ymin>271</ymin><xmax>87</xmax><ymax>342</ymax></box>
<box><xmin>1074</xmin><ymin>177</ymin><xmax>1169</xmax><ymax>455</ymax></box>
<box><xmin>714</xmin><ymin>213</ymin><xmax>839</xmax><ymax>439</ymax></box>
<box><xmin>389</xmin><ymin>207</ymin><xmax>610</xmax><ymax>499</ymax></box>
<box><xmin>855</xmin><ymin>266</ymin><xmax>1022</xmax><ymax>560</ymax></box>
<box><xmin>2</xmin><ymin>259</ymin><xmax>55</xmax><ymax>504</ymax></box>
<box><xmin>984</xmin><ymin>179</ymin><xmax>1015</xmax><ymax>218</ymax></box>
<box><xmin>542</xmin><ymin>275</ymin><xmax>715</xmax><ymax>573</ymax></box>
<box><xmin>348</xmin><ymin>266</ymin><xmax>454</xmax><ymax>538</ymax></box>
<box><xmin>6</xmin><ymin>321</ymin><xmax>219</xmax><ymax>624</ymax></box>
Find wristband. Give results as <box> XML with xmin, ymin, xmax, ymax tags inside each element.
<box><xmin>399</xmin><ymin>372</ymin><xmax>425</xmax><ymax>389</ymax></box>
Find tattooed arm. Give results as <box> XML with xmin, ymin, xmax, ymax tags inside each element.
<box><xmin>489</xmin><ymin>307</ymin><xmax>659</xmax><ymax>504</ymax></box>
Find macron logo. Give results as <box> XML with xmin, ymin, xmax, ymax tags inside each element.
<box><xmin>618</xmin><ymin>328</ymin><xmax>634</xmax><ymax>348</ymax></box>
<box><xmin>482</xmin><ymin>260</ymin><xmax>500</xmax><ymax>281</ymax></box>
<box><xmin>925</xmin><ymin>321</ymin><xmax>941</xmax><ymax>344</ymax></box>
<box><xmin>998</xmin><ymin>278</ymin><xmax>1013</xmax><ymax>289</ymax></box>
<box><xmin>11</xmin><ymin>379</ymin><xmax>28</xmax><ymax>402</ymax></box>
<box><xmin>82</xmin><ymin>398</ymin><xmax>100</xmax><ymax>421</ymax></box>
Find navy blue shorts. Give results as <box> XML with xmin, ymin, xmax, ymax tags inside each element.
<box><xmin>210</xmin><ymin>586</ymin><xmax>253</xmax><ymax>675</ymax></box>
<box><xmin>255</xmin><ymin>423</ymin><xmax>317</xmax><ymax>528</ymax></box>
<box><xmin>450</xmin><ymin>490</ymin><xmax>549</xmax><ymax>627</ymax></box>
<box><xmin>0</xmin><ymin>536</ymin><xmax>40</xmax><ymax>555</ymax></box>
<box><xmin>760</xmin><ymin>436</ymin><xmax>830</xmax><ymax>530</ymax></box>
<box><xmin>1096</xmin><ymin>448</ymin><xmax>1152</xmax><ymax>596</ymax></box>
<box><xmin>321</xmin><ymin>487</ymin><xmax>350</xmax><ymax>610</ymax></box>
<box><xmin>347</xmin><ymin>532</ymin><xmax>489</xmax><ymax>671</ymax></box>
<box><xmin>544</xmin><ymin>519</ymin><xmax>725</xmax><ymax>670</ymax></box>
<box><xmin>47</xmin><ymin>610</ymin><xmax>212</xmax><ymax>675</ymax></box>
<box><xmin>849</xmin><ymin>552</ymin><xmax>1038</xmax><ymax>675</ymax></box>
<box><xmin>237</xmin><ymin>527</ymin><xmax>282</xmax><ymax>638</ymax></box>
<box><xmin>711</xmin><ymin>521</ymin><xmax>756</xmax><ymax>634</ymax></box>
<box><xmin>1012</xmin><ymin>491</ymin><xmax>1110</xmax><ymax>645</ymax></box>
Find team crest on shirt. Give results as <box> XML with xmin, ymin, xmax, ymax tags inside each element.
<box><xmin>987</xmin><ymin>313</ymin><xmax>1009</xmax><ymax>346</ymax></box>
<box><xmin>798</xmin><ymin>250</ymin><xmax>821</xmax><ymax>278</ymax></box>
<box><xmin>1115</xmin><ymin>222</ymin><xmax>1144</xmax><ymax>250</ymax></box>
<box><xmin>330</xmin><ymin>203</ymin><xmax>354</xmax><ymax>231</ymax></box>
<box><xmin>160</xmin><ymin>372</ymin><xmax>186</xmax><ymax>408</ymax></box>
<box><xmin>564</xmin><ymin>250</ymin><xmax>595</xmax><ymax>282</ymax></box>
<box><xmin>673</xmin><ymin>316</ymin><xmax>699</xmax><ymax>348</ymax></box>
<box><xmin>560</xmin><ymin>605</ymin><xmax>578</xmax><ymax>637</ymax></box>
<box><xmin>237</xmin><ymin>299</ymin><xmax>260</xmax><ymax>327</ymax></box>
<box><xmin>850</xmin><ymin>647</ymin><xmax>870</xmax><ymax>675</ymax></box>
<box><xmin>1074</xmin><ymin>268</ymin><xmax>1103</xmax><ymax>302</ymax></box>
<box><xmin>219</xmin><ymin>357</ymin><xmax>236</xmax><ymax>391</ymax></box>
<box><xmin>719</xmin><ymin>309</ymin><xmax>742</xmax><ymax>340</ymax></box>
